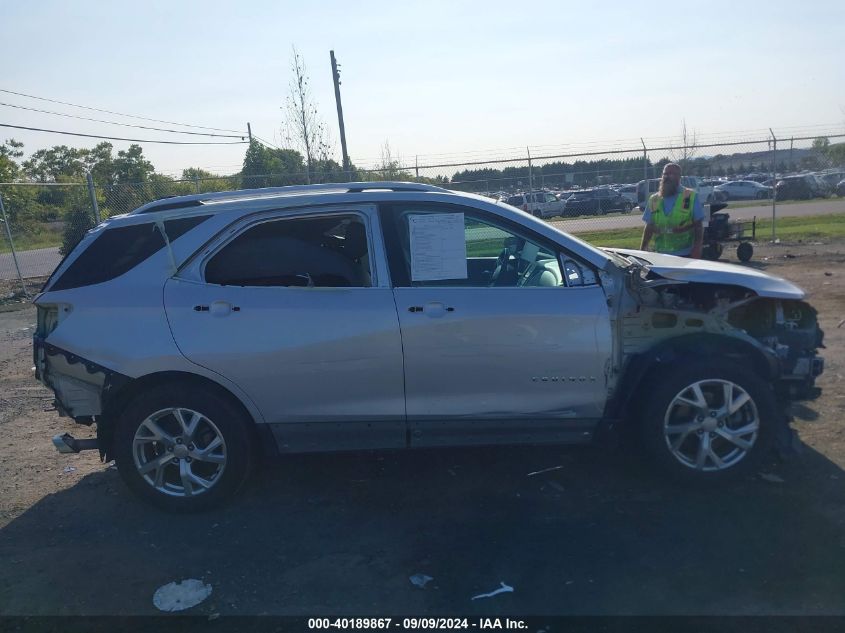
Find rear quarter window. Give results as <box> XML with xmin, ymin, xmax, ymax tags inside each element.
<box><xmin>49</xmin><ymin>216</ymin><xmax>210</xmax><ymax>291</ymax></box>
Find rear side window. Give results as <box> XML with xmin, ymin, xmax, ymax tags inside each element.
<box><xmin>204</xmin><ymin>214</ymin><xmax>371</xmax><ymax>288</ymax></box>
<box><xmin>50</xmin><ymin>216</ymin><xmax>210</xmax><ymax>291</ymax></box>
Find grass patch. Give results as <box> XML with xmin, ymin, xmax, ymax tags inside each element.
<box><xmin>728</xmin><ymin>197</ymin><xmax>845</xmax><ymax>209</ymax></box>
<box><xmin>573</xmin><ymin>213</ymin><xmax>845</xmax><ymax>249</ymax></box>
<box><xmin>0</xmin><ymin>231</ymin><xmax>62</xmax><ymax>254</ymax></box>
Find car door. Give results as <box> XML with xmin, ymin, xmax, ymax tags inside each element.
<box><xmin>163</xmin><ymin>205</ymin><xmax>407</xmax><ymax>451</ymax></box>
<box><xmin>380</xmin><ymin>202</ymin><xmax>612</xmax><ymax>447</ymax></box>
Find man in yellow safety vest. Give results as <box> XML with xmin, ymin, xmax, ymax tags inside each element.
<box><xmin>639</xmin><ymin>163</ymin><xmax>704</xmax><ymax>258</ymax></box>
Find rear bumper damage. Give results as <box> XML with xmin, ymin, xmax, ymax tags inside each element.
<box><xmin>34</xmin><ymin>336</ymin><xmax>128</xmax><ymax>459</ymax></box>
<box><xmin>34</xmin><ymin>336</ymin><xmax>129</xmax><ymax>420</ymax></box>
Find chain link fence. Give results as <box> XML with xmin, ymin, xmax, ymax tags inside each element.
<box><xmin>2</xmin><ymin>130</ymin><xmax>844</xmax><ymax>300</ymax></box>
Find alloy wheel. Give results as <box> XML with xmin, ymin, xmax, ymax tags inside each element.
<box><xmin>132</xmin><ymin>407</ymin><xmax>227</xmax><ymax>497</ymax></box>
<box><xmin>663</xmin><ymin>379</ymin><xmax>759</xmax><ymax>471</ymax></box>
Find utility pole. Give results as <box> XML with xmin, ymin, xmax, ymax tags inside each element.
<box><xmin>330</xmin><ymin>50</ymin><xmax>351</xmax><ymax>177</ymax></box>
<box><xmin>246</xmin><ymin>122</ymin><xmax>253</xmax><ymax>143</ymax></box>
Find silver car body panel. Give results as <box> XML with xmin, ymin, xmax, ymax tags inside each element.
<box><xmin>394</xmin><ymin>285</ymin><xmax>612</xmax><ymax>445</ymax></box>
<box><xmin>606</xmin><ymin>249</ymin><xmax>805</xmax><ymax>299</ymax></box>
<box><xmin>163</xmin><ymin>204</ymin><xmax>407</xmax><ymax>450</ymax></box>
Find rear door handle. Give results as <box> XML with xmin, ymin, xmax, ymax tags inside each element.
<box><xmin>194</xmin><ymin>302</ymin><xmax>240</xmax><ymax>315</ymax></box>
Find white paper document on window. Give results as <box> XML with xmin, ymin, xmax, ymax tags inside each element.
<box><xmin>409</xmin><ymin>213</ymin><xmax>467</xmax><ymax>281</ymax></box>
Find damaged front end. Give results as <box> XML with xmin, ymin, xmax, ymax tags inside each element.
<box><xmin>619</xmin><ymin>260</ymin><xmax>824</xmax><ymax>400</ymax></box>
<box><xmin>605</xmin><ymin>251</ymin><xmax>825</xmax><ymax>456</ymax></box>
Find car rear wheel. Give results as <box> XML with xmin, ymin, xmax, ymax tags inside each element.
<box><xmin>639</xmin><ymin>361</ymin><xmax>776</xmax><ymax>483</ymax></box>
<box><xmin>114</xmin><ymin>383</ymin><xmax>254</xmax><ymax>512</ymax></box>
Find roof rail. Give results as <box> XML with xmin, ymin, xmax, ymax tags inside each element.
<box><xmin>132</xmin><ymin>181</ymin><xmax>449</xmax><ymax>214</ymax></box>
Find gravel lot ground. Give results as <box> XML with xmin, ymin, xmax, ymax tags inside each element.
<box><xmin>0</xmin><ymin>239</ymin><xmax>843</xmax><ymax>616</ymax></box>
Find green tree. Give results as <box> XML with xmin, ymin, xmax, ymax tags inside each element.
<box><xmin>812</xmin><ymin>137</ymin><xmax>830</xmax><ymax>153</ymax></box>
<box><xmin>0</xmin><ymin>139</ymin><xmax>42</xmax><ymax>231</ymax></box>
<box><xmin>60</xmin><ymin>185</ymin><xmax>96</xmax><ymax>255</ymax></box>
<box><xmin>22</xmin><ymin>145</ymin><xmax>87</xmax><ymax>182</ymax></box>
<box><xmin>240</xmin><ymin>140</ymin><xmax>305</xmax><ymax>189</ymax></box>
<box><xmin>283</xmin><ymin>46</ymin><xmax>333</xmax><ymax>183</ymax></box>
<box><xmin>0</xmin><ymin>138</ymin><xmax>24</xmax><ymax>181</ymax></box>
<box><xmin>103</xmin><ymin>144</ymin><xmax>156</xmax><ymax>214</ymax></box>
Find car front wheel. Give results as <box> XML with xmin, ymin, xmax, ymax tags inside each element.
<box><xmin>114</xmin><ymin>383</ymin><xmax>254</xmax><ymax>512</ymax></box>
<box><xmin>639</xmin><ymin>361</ymin><xmax>776</xmax><ymax>482</ymax></box>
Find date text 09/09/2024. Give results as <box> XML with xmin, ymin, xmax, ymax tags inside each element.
<box><xmin>308</xmin><ymin>618</ymin><xmax>528</xmax><ymax>630</ymax></box>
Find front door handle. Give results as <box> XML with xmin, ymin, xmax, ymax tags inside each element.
<box><xmin>408</xmin><ymin>302</ymin><xmax>454</xmax><ymax>317</ymax></box>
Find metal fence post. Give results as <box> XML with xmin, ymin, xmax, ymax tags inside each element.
<box><xmin>86</xmin><ymin>172</ymin><xmax>101</xmax><ymax>224</ymax></box>
<box><xmin>0</xmin><ymin>192</ymin><xmax>29</xmax><ymax>299</ymax></box>
<box><xmin>769</xmin><ymin>128</ymin><xmax>777</xmax><ymax>241</ymax></box>
<box><xmin>526</xmin><ymin>147</ymin><xmax>534</xmax><ymax>197</ymax></box>
<box><xmin>640</xmin><ymin>138</ymin><xmax>649</xmax><ymax>182</ymax></box>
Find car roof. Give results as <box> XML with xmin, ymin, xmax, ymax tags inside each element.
<box><xmin>92</xmin><ymin>181</ymin><xmax>616</xmax><ymax>270</ymax></box>
<box><xmin>129</xmin><ymin>181</ymin><xmax>450</xmax><ymax>215</ymax></box>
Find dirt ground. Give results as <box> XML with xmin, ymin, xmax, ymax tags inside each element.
<box><xmin>0</xmin><ymin>239</ymin><xmax>843</xmax><ymax>616</ymax></box>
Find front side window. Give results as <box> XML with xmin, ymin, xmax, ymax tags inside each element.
<box><xmin>381</xmin><ymin>205</ymin><xmax>569</xmax><ymax>288</ymax></box>
<box><xmin>204</xmin><ymin>214</ymin><xmax>371</xmax><ymax>288</ymax></box>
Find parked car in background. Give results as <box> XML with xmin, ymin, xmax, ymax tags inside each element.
<box><xmin>699</xmin><ymin>180</ymin><xmax>730</xmax><ymax>203</ymax></box>
<box><xmin>505</xmin><ymin>191</ymin><xmax>567</xmax><ymax>219</ymax></box>
<box><xmin>744</xmin><ymin>173</ymin><xmax>770</xmax><ymax>183</ymax></box>
<box><xmin>775</xmin><ymin>175</ymin><xmax>823</xmax><ymax>200</ymax></box>
<box><xmin>33</xmin><ymin>180</ymin><xmax>825</xmax><ymax>510</ymax></box>
<box><xmin>811</xmin><ymin>174</ymin><xmax>833</xmax><ymax>197</ymax></box>
<box><xmin>616</xmin><ymin>184</ymin><xmax>639</xmax><ymax>205</ymax></box>
<box><xmin>564</xmin><ymin>187</ymin><xmax>633</xmax><ymax>216</ymax></box>
<box><xmin>714</xmin><ymin>180</ymin><xmax>773</xmax><ymax>201</ymax></box>
<box><xmin>819</xmin><ymin>171</ymin><xmax>845</xmax><ymax>190</ymax></box>
<box><xmin>836</xmin><ymin>179</ymin><xmax>845</xmax><ymax>197</ymax></box>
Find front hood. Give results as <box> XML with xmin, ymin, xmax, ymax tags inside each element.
<box><xmin>606</xmin><ymin>248</ymin><xmax>805</xmax><ymax>299</ymax></box>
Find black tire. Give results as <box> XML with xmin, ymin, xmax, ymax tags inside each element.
<box><xmin>639</xmin><ymin>360</ymin><xmax>776</xmax><ymax>484</ymax></box>
<box><xmin>737</xmin><ymin>241</ymin><xmax>753</xmax><ymax>262</ymax></box>
<box><xmin>702</xmin><ymin>243</ymin><xmax>722</xmax><ymax>261</ymax></box>
<box><xmin>114</xmin><ymin>382</ymin><xmax>254</xmax><ymax>512</ymax></box>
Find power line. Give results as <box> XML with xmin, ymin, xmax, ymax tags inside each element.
<box><xmin>0</xmin><ymin>88</ymin><xmax>244</xmax><ymax>134</ymax></box>
<box><xmin>0</xmin><ymin>122</ymin><xmax>248</xmax><ymax>145</ymax></box>
<box><xmin>0</xmin><ymin>101</ymin><xmax>246</xmax><ymax>139</ymax></box>
<box><xmin>254</xmin><ymin>135</ymin><xmax>281</xmax><ymax>150</ymax></box>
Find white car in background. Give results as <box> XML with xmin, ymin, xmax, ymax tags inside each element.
<box><xmin>505</xmin><ymin>191</ymin><xmax>567</xmax><ymax>219</ymax></box>
<box><xmin>715</xmin><ymin>180</ymin><xmax>774</xmax><ymax>201</ymax></box>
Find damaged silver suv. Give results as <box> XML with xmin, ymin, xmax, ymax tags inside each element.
<box><xmin>34</xmin><ymin>182</ymin><xmax>824</xmax><ymax>511</ymax></box>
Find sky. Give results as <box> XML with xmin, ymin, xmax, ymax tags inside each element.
<box><xmin>2</xmin><ymin>0</ymin><xmax>844</xmax><ymax>177</ymax></box>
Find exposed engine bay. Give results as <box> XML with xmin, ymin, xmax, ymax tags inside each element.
<box><xmin>615</xmin><ymin>258</ymin><xmax>825</xmax><ymax>401</ymax></box>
